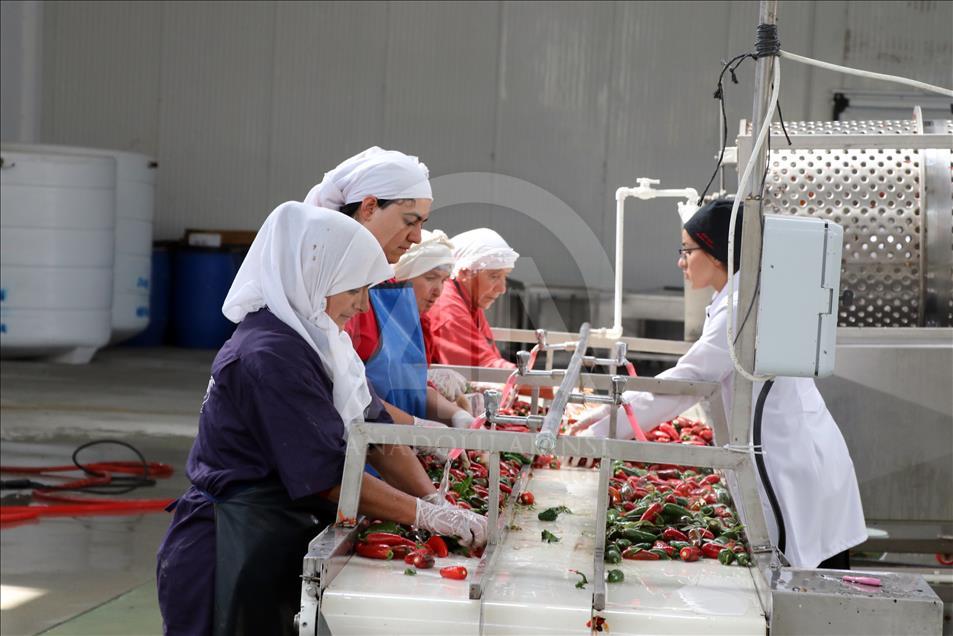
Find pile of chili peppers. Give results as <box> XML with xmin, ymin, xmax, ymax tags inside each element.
<box><xmin>600</xmin><ymin>416</ymin><xmax>752</xmax><ymax>567</ymax></box>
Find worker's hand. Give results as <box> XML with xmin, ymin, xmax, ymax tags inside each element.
<box><xmin>412</xmin><ymin>417</ymin><xmax>449</xmax><ymax>462</ymax></box>
<box><xmin>415</xmin><ymin>498</ymin><xmax>488</xmax><ymax>548</ymax></box>
<box><xmin>427</xmin><ymin>368</ymin><xmax>469</xmax><ymax>401</ymax></box>
<box><xmin>564</xmin><ymin>405</ymin><xmax>611</xmax><ymax>436</ymax></box>
<box><xmin>450</xmin><ymin>409</ymin><xmax>475</xmax><ymax>429</ymax></box>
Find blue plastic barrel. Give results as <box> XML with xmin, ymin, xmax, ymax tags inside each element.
<box><xmin>171</xmin><ymin>248</ymin><xmax>244</xmax><ymax>349</ymax></box>
<box><xmin>124</xmin><ymin>247</ymin><xmax>172</xmax><ymax>347</ymax></box>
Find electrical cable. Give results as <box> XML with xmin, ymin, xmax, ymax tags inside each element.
<box><xmin>698</xmin><ymin>52</ymin><xmax>756</xmax><ymax>204</ymax></box>
<box><xmin>779</xmin><ymin>49</ymin><xmax>953</xmax><ymax>98</ymax></box>
<box><xmin>752</xmin><ymin>380</ymin><xmax>786</xmax><ymax>555</ymax></box>
<box><xmin>725</xmin><ymin>56</ymin><xmax>779</xmax><ymax>382</ymax></box>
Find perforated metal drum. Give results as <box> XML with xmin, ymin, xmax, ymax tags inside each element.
<box><xmin>741</xmin><ymin>112</ymin><xmax>953</xmax><ymax>327</ymax></box>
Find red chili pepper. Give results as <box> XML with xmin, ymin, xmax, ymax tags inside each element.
<box><xmin>456</xmin><ymin>501</ymin><xmax>472</xmax><ymax>510</ymax></box>
<box><xmin>519</xmin><ymin>491</ymin><xmax>535</xmax><ymax>505</ymax></box>
<box><xmin>662</xmin><ymin>527</ymin><xmax>689</xmax><ymax>542</ymax></box>
<box><xmin>608</xmin><ymin>486</ymin><xmax>622</xmax><ymax>506</ymax></box>
<box><xmin>699</xmin><ymin>429</ymin><xmax>713</xmax><ymax>442</ymax></box>
<box><xmin>425</xmin><ymin>536</ymin><xmax>449</xmax><ymax>558</ymax></box>
<box><xmin>404</xmin><ymin>548</ymin><xmax>435</xmax><ymax>569</ymax></box>
<box><xmin>439</xmin><ymin>566</ymin><xmax>468</xmax><ymax>580</ymax></box>
<box><xmin>701</xmin><ymin>542</ymin><xmax>725</xmax><ymax>559</ymax></box>
<box><xmin>640</xmin><ymin>502</ymin><xmax>663</xmax><ymax>523</ymax></box>
<box><xmin>701</xmin><ymin>474</ymin><xmax>721</xmax><ymax>485</ymax></box>
<box><xmin>651</xmin><ymin>432</ymin><xmax>672</xmax><ymax>443</ymax></box>
<box><xmin>355</xmin><ymin>543</ymin><xmax>394</xmax><ymax>560</ymax></box>
<box><xmin>622</xmin><ymin>547</ymin><xmax>661</xmax><ymax>560</ymax></box>
<box><xmin>655</xmin><ymin>468</ymin><xmax>680</xmax><ymax>480</ymax></box>
<box><xmin>363</xmin><ymin>533</ymin><xmax>415</xmax><ymax>547</ymax></box>
<box><xmin>621</xmin><ymin>501</ymin><xmax>635</xmax><ymax>512</ymax></box>
<box><xmin>659</xmin><ymin>423</ymin><xmax>680</xmax><ymax>441</ymax></box>
<box><xmin>653</xmin><ymin>540</ymin><xmax>675</xmax><ymax>557</ymax></box>
<box><xmin>499</xmin><ymin>482</ymin><xmax>512</xmax><ymax>494</ymax></box>
<box><xmin>703</xmin><ymin>492</ymin><xmax>718</xmax><ymax>504</ymax></box>
<box><xmin>679</xmin><ymin>546</ymin><xmax>701</xmax><ymax>562</ymax></box>
<box><xmin>449</xmin><ymin>468</ymin><xmax>467</xmax><ymax>480</ymax></box>
<box><xmin>470</xmin><ymin>463</ymin><xmax>489</xmax><ymax>477</ymax></box>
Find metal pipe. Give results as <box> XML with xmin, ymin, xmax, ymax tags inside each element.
<box><xmin>536</xmin><ymin>323</ymin><xmax>591</xmax><ymax>453</ymax></box>
<box><xmin>730</xmin><ymin>0</ymin><xmax>781</xmax><ymax>618</ymax></box>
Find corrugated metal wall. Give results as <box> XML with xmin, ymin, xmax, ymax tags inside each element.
<box><xmin>39</xmin><ymin>0</ymin><xmax>952</xmax><ymax>295</ymax></box>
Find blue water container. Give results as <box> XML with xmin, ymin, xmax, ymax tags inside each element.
<box><xmin>171</xmin><ymin>248</ymin><xmax>244</xmax><ymax>349</ymax></box>
<box><xmin>123</xmin><ymin>247</ymin><xmax>171</xmax><ymax>347</ymax></box>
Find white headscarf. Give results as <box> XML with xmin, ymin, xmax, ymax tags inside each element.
<box><xmin>392</xmin><ymin>229</ymin><xmax>455</xmax><ymax>281</ymax></box>
<box><xmin>222</xmin><ymin>202</ymin><xmax>393</xmax><ymax>431</ymax></box>
<box><xmin>304</xmin><ymin>146</ymin><xmax>432</xmax><ymax>210</ymax></box>
<box><xmin>450</xmin><ymin>228</ymin><xmax>519</xmax><ymax>278</ymax></box>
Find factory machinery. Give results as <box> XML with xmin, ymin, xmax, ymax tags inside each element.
<box><xmin>295</xmin><ymin>325</ymin><xmax>942</xmax><ymax>634</ymax></box>
<box><xmin>293</xmin><ymin>2</ymin><xmax>949</xmax><ymax>632</ymax></box>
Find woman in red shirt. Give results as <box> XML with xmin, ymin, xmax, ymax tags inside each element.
<box><xmin>429</xmin><ymin>228</ymin><xmax>519</xmax><ymax>369</ymax></box>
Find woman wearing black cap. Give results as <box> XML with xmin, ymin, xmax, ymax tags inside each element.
<box><xmin>570</xmin><ymin>199</ymin><xmax>866</xmax><ymax>570</ymax></box>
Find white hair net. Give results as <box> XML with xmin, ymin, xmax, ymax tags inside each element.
<box><xmin>303</xmin><ymin>146</ymin><xmax>431</xmax><ymax>211</ymax></box>
<box><xmin>450</xmin><ymin>228</ymin><xmax>519</xmax><ymax>278</ymax></box>
<box><xmin>393</xmin><ymin>229</ymin><xmax>455</xmax><ymax>281</ymax></box>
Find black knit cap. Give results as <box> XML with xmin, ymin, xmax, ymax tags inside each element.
<box><xmin>683</xmin><ymin>198</ymin><xmax>743</xmax><ymax>269</ymax></box>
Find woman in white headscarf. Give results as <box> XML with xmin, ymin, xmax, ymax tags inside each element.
<box><xmin>429</xmin><ymin>228</ymin><xmax>520</xmax><ymax>369</ymax></box>
<box><xmin>156</xmin><ymin>202</ymin><xmax>487</xmax><ymax>636</ymax></box>
<box><xmin>393</xmin><ymin>229</ymin><xmax>472</xmax><ymax>407</ymax></box>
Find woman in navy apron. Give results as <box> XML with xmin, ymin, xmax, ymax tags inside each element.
<box><xmin>156</xmin><ymin>203</ymin><xmax>487</xmax><ymax>636</ymax></box>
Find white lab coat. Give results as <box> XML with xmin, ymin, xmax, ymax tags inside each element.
<box><xmin>583</xmin><ymin>274</ymin><xmax>867</xmax><ymax>568</ymax></box>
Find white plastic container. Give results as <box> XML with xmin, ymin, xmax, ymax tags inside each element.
<box><xmin>3</xmin><ymin>144</ymin><xmax>156</xmax><ymax>342</ymax></box>
<box><xmin>0</xmin><ymin>148</ymin><xmax>116</xmax><ymax>363</ymax></box>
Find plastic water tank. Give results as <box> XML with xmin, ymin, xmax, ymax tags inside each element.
<box><xmin>0</xmin><ymin>148</ymin><xmax>116</xmax><ymax>364</ymax></box>
<box><xmin>3</xmin><ymin>144</ymin><xmax>156</xmax><ymax>343</ymax></box>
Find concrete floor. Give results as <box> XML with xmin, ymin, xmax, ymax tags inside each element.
<box><xmin>1</xmin><ymin>347</ymin><xmax>213</xmax><ymax>636</ymax></box>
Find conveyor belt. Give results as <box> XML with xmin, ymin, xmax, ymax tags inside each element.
<box><xmin>321</xmin><ymin>468</ymin><xmax>766</xmax><ymax>634</ymax></box>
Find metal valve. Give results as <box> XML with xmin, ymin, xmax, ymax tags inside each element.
<box><xmin>484</xmin><ymin>389</ymin><xmax>501</xmax><ymax>420</ymax></box>
<box><xmin>516</xmin><ymin>351</ymin><xmax>532</xmax><ymax>375</ymax></box>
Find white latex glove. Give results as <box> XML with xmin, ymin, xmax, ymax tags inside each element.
<box><xmin>564</xmin><ymin>404</ymin><xmax>611</xmax><ymax>436</ymax></box>
<box><xmin>415</xmin><ymin>498</ymin><xmax>488</xmax><ymax>547</ymax></box>
<box><xmin>413</xmin><ymin>417</ymin><xmax>449</xmax><ymax>462</ymax></box>
<box><xmin>427</xmin><ymin>368</ymin><xmax>469</xmax><ymax>401</ymax></box>
<box><xmin>450</xmin><ymin>409</ymin><xmax>475</xmax><ymax>429</ymax></box>
<box><xmin>422</xmin><ymin>491</ymin><xmax>454</xmax><ymax>507</ymax></box>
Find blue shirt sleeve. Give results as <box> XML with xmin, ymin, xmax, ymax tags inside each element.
<box><xmin>239</xmin><ymin>350</ymin><xmax>348</xmax><ymax>500</ymax></box>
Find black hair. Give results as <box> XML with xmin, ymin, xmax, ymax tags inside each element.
<box><xmin>338</xmin><ymin>197</ymin><xmax>415</xmax><ymax>218</ymax></box>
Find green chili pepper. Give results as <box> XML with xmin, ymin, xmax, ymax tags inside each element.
<box><xmin>606</xmin><ymin>569</ymin><xmax>625</xmax><ymax>584</ymax></box>
<box><xmin>541</xmin><ymin>529</ymin><xmax>560</xmax><ymax>543</ymax></box>
<box><xmin>718</xmin><ymin>548</ymin><xmax>736</xmax><ymax>565</ymax></box>
<box><xmin>605</xmin><ymin>549</ymin><xmax>621</xmax><ymax>564</ymax></box>
<box><xmin>404</xmin><ymin>568</ymin><xmax>417</xmax><ymax>576</ymax></box>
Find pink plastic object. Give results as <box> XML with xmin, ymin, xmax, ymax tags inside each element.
<box><xmin>622</xmin><ymin>361</ymin><xmax>648</xmax><ymax>441</ymax></box>
<box><xmin>842</xmin><ymin>575</ymin><xmax>881</xmax><ymax>587</ymax></box>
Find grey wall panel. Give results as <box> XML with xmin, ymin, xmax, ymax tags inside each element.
<box><xmin>41</xmin><ymin>1</ymin><xmax>161</xmax><ymax>153</ymax></box>
<box><xmin>267</xmin><ymin>1</ymin><xmax>389</xmax><ymax>210</ymax></box>
<box><xmin>36</xmin><ymin>0</ymin><xmax>952</xmax><ymax>292</ymax></box>
<box><xmin>155</xmin><ymin>1</ymin><xmax>276</xmax><ymax>238</ymax></box>
<box><xmin>382</xmin><ymin>1</ymin><xmax>500</xmax><ymax>176</ymax></box>
<box><xmin>842</xmin><ymin>1</ymin><xmax>952</xmax><ymax>89</ymax></box>
<box><xmin>493</xmin><ymin>1</ymin><xmax>616</xmax><ymax>292</ymax></box>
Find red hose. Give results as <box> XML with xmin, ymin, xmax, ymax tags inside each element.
<box><xmin>622</xmin><ymin>361</ymin><xmax>648</xmax><ymax>442</ymax></box>
<box><xmin>0</xmin><ymin>457</ymin><xmax>176</xmax><ymax>530</ymax></box>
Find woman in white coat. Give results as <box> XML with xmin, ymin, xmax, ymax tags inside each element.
<box><xmin>571</xmin><ymin>199</ymin><xmax>866</xmax><ymax>570</ymax></box>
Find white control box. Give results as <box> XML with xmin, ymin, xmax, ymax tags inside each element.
<box><xmin>754</xmin><ymin>215</ymin><xmax>843</xmax><ymax>378</ymax></box>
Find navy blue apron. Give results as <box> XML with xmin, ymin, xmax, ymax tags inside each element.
<box><xmin>212</xmin><ymin>478</ymin><xmax>335</xmax><ymax>636</ymax></box>
<box><xmin>364</xmin><ymin>281</ymin><xmax>428</xmax><ymax>418</ymax></box>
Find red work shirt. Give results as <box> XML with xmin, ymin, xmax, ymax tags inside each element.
<box><xmin>429</xmin><ymin>280</ymin><xmax>515</xmax><ymax>369</ymax></box>
<box><xmin>420</xmin><ymin>312</ymin><xmax>438</xmax><ymax>364</ymax></box>
<box><xmin>345</xmin><ymin>303</ymin><xmax>379</xmax><ymax>362</ymax></box>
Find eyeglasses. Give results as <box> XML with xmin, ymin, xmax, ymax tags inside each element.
<box><xmin>677</xmin><ymin>247</ymin><xmax>703</xmax><ymax>258</ymax></box>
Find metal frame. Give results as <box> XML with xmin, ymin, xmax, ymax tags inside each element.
<box><xmin>297</xmin><ymin>329</ymin><xmax>765</xmax><ymax>634</ymax></box>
